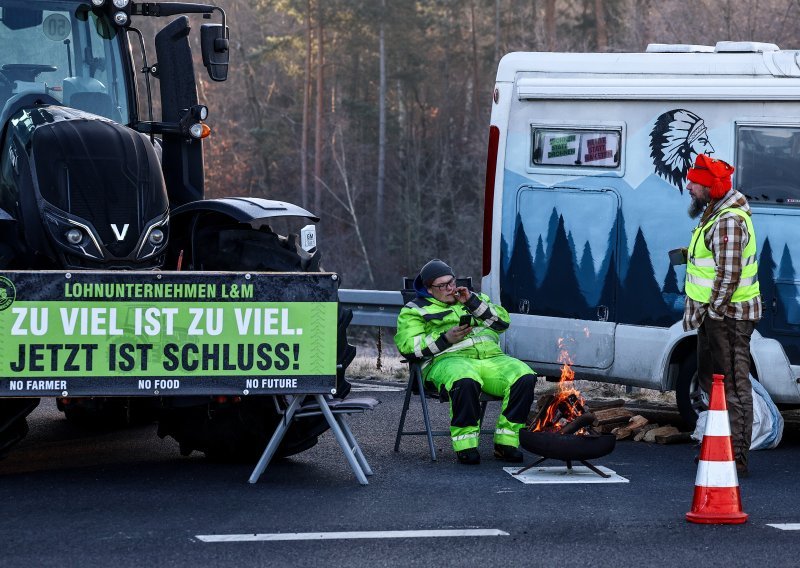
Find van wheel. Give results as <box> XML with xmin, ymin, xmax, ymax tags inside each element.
<box><xmin>675</xmin><ymin>354</ymin><xmax>706</xmax><ymax>429</ymax></box>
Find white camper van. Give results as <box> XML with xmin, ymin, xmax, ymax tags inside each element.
<box><xmin>482</xmin><ymin>42</ymin><xmax>800</xmax><ymax>424</ymax></box>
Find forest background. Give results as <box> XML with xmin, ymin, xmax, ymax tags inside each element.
<box><xmin>151</xmin><ymin>0</ymin><xmax>800</xmax><ymax>289</ymax></box>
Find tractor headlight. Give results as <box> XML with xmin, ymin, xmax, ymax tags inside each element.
<box><xmin>66</xmin><ymin>228</ymin><xmax>83</xmax><ymax>244</ymax></box>
<box><xmin>148</xmin><ymin>229</ymin><xmax>165</xmax><ymax>246</ymax></box>
<box><xmin>189</xmin><ymin>123</ymin><xmax>204</xmax><ymax>139</ymax></box>
<box><xmin>113</xmin><ymin>11</ymin><xmax>128</xmax><ymax>25</ymax></box>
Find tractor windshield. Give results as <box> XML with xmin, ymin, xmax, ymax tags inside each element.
<box><xmin>0</xmin><ymin>1</ymin><xmax>131</xmax><ymax>124</ymax></box>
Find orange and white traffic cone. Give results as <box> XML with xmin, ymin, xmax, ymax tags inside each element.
<box><xmin>686</xmin><ymin>373</ymin><xmax>747</xmax><ymax>524</ymax></box>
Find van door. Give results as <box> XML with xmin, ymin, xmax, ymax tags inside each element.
<box><xmin>501</xmin><ymin>186</ymin><xmax>618</xmax><ymax>369</ymax></box>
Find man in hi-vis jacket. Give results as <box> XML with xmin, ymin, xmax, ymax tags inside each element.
<box><xmin>684</xmin><ymin>154</ymin><xmax>762</xmax><ymax>478</ymax></box>
<box><xmin>395</xmin><ymin>259</ymin><xmax>537</xmax><ymax>465</ymax></box>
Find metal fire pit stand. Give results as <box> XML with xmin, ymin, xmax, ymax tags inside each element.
<box><xmin>513</xmin><ymin>456</ymin><xmax>611</xmax><ymax>478</ymax></box>
<box><xmin>515</xmin><ymin>428</ymin><xmax>617</xmax><ymax>479</ymax></box>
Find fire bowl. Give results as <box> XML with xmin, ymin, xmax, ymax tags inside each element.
<box><xmin>519</xmin><ymin>430</ymin><xmax>616</xmax><ymax>462</ymax></box>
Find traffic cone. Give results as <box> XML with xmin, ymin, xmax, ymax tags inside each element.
<box><xmin>686</xmin><ymin>373</ymin><xmax>748</xmax><ymax>524</ymax></box>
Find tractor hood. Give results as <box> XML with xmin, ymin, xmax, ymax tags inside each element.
<box><xmin>6</xmin><ymin>105</ymin><xmax>169</xmax><ymax>267</ymax></box>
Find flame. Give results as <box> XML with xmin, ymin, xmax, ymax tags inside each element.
<box><xmin>531</xmin><ymin>337</ymin><xmax>586</xmax><ymax>433</ymax></box>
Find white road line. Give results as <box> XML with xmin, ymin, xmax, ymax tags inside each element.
<box><xmin>349</xmin><ymin>382</ymin><xmax>404</xmax><ymax>392</ymax></box>
<box><xmin>767</xmin><ymin>523</ymin><xmax>800</xmax><ymax>531</ymax></box>
<box><xmin>196</xmin><ymin>529</ymin><xmax>509</xmax><ymax>543</ymax></box>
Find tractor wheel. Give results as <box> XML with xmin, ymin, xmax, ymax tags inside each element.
<box><xmin>156</xmin><ymin>306</ymin><xmax>356</xmax><ymax>462</ymax></box>
<box><xmin>157</xmin><ymin>220</ymin><xmax>356</xmax><ymax>462</ymax></box>
<box><xmin>0</xmin><ymin>398</ymin><xmax>40</xmax><ymax>459</ymax></box>
<box><xmin>58</xmin><ymin>397</ymin><xmax>159</xmax><ymax>430</ymax></box>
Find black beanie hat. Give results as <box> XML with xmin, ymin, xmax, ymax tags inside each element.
<box><xmin>420</xmin><ymin>259</ymin><xmax>454</xmax><ymax>287</ymax></box>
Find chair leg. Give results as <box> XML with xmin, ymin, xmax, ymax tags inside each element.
<box><xmin>394</xmin><ymin>372</ymin><xmax>415</xmax><ymax>452</ymax></box>
<box><xmin>414</xmin><ymin>367</ymin><xmax>437</xmax><ymax>462</ymax></box>
<box><xmin>315</xmin><ymin>395</ymin><xmax>368</xmax><ymax>486</ymax></box>
<box><xmin>337</xmin><ymin>415</ymin><xmax>373</xmax><ymax>476</ymax></box>
<box><xmin>249</xmin><ymin>395</ymin><xmax>305</xmax><ymax>484</ymax></box>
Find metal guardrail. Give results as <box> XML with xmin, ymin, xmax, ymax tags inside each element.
<box><xmin>339</xmin><ymin>289</ymin><xmax>404</xmax><ymax>327</ymax></box>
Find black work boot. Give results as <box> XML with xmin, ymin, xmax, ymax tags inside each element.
<box><xmin>457</xmin><ymin>448</ymin><xmax>480</xmax><ymax>465</ymax></box>
<box><xmin>735</xmin><ymin>457</ymin><xmax>749</xmax><ymax>478</ymax></box>
<box><xmin>494</xmin><ymin>444</ymin><xmax>523</xmax><ymax>463</ymax></box>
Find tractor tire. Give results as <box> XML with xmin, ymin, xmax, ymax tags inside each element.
<box><xmin>157</xmin><ymin>221</ymin><xmax>356</xmax><ymax>462</ymax></box>
<box><xmin>58</xmin><ymin>397</ymin><xmax>159</xmax><ymax>430</ymax></box>
<box><xmin>156</xmin><ymin>306</ymin><xmax>356</xmax><ymax>462</ymax></box>
<box><xmin>0</xmin><ymin>398</ymin><xmax>40</xmax><ymax>459</ymax></box>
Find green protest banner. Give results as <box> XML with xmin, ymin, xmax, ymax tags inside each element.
<box><xmin>0</xmin><ymin>272</ymin><xmax>338</xmax><ymax>396</ymax></box>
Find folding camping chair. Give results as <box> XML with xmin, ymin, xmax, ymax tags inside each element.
<box><xmin>249</xmin><ymin>394</ymin><xmax>379</xmax><ymax>486</ymax></box>
<box><xmin>392</xmin><ymin>277</ymin><xmax>502</xmax><ymax>461</ymax></box>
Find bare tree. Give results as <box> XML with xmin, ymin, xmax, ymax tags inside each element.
<box><xmin>595</xmin><ymin>0</ymin><xmax>608</xmax><ymax>51</ymax></box>
<box><xmin>323</xmin><ymin>124</ymin><xmax>376</xmax><ymax>286</ymax></box>
<box><xmin>314</xmin><ymin>0</ymin><xmax>325</xmax><ymax>213</ymax></box>
<box><xmin>301</xmin><ymin>0</ymin><xmax>312</xmax><ymax>208</ymax></box>
<box><xmin>546</xmin><ymin>0</ymin><xmax>556</xmax><ymax>50</ymax></box>
<box><xmin>376</xmin><ymin>0</ymin><xmax>386</xmax><ymax>257</ymax></box>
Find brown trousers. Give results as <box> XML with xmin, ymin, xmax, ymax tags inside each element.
<box><xmin>697</xmin><ymin>316</ymin><xmax>755</xmax><ymax>465</ymax></box>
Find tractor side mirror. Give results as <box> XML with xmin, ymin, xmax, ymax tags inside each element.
<box><xmin>200</xmin><ymin>24</ymin><xmax>229</xmax><ymax>82</ymax></box>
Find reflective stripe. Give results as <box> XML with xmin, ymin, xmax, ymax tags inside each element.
<box><xmin>690</xmin><ymin>253</ymin><xmax>757</xmax><ymax>271</ymax></box>
<box><xmin>406</xmin><ymin>301</ymin><xmax>429</xmax><ymax>315</ymax></box>
<box><xmin>413</xmin><ymin>336</ymin><xmax>424</xmax><ymax>360</ymax></box>
<box><xmin>686</xmin><ymin>273</ymin><xmax>715</xmax><ymax>288</ymax></box>
<box><xmin>472</xmin><ymin>301</ymin><xmax>490</xmax><ymax>318</ymax></box>
<box><xmin>739</xmin><ymin>274</ymin><xmax>758</xmax><ymax>287</ymax></box>
<box><xmin>495</xmin><ymin>428</ymin><xmax>516</xmax><ymax>436</ymax></box>
<box><xmin>705</xmin><ymin>410</ymin><xmax>731</xmax><ymax>437</ymax></box>
<box><xmin>695</xmin><ymin>460</ymin><xmax>739</xmax><ymax>487</ymax></box>
<box><xmin>691</xmin><ymin>256</ymin><xmax>716</xmax><ymax>268</ymax></box>
<box><xmin>440</xmin><ymin>334</ymin><xmax>493</xmax><ymax>355</ymax></box>
<box><xmin>425</xmin><ymin>334</ymin><xmax>441</xmax><ymax>355</ymax></box>
<box><xmin>452</xmin><ymin>432</ymin><xmax>480</xmax><ymax>441</ymax></box>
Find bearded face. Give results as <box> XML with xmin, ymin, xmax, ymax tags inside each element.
<box><xmin>687</xmin><ymin>181</ymin><xmax>711</xmax><ymax>218</ymax></box>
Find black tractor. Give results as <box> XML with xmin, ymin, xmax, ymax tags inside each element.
<box><xmin>0</xmin><ymin>0</ymin><xmax>355</xmax><ymax>460</ymax></box>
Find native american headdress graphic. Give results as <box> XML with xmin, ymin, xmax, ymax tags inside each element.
<box><xmin>649</xmin><ymin>109</ymin><xmax>715</xmax><ymax>193</ymax></box>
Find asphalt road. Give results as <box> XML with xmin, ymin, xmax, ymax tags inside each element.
<box><xmin>1</xmin><ymin>384</ymin><xmax>799</xmax><ymax>567</ymax></box>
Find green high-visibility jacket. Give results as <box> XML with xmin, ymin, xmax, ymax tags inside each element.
<box><xmin>394</xmin><ymin>292</ymin><xmax>510</xmax><ymax>368</ymax></box>
<box><xmin>685</xmin><ymin>207</ymin><xmax>760</xmax><ymax>304</ymax></box>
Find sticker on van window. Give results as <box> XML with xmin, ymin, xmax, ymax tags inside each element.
<box><xmin>532</xmin><ymin>128</ymin><xmax>620</xmax><ymax>168</ymax></box>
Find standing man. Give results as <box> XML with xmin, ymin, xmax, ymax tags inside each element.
<box><xmin>395</xmin><ymin>259</ymin><xmax>537</xmax><ymax>465</ymax></box>
<box><xmin>684</xmin><ymin>154</ymin><xmax>762</xmax><ymax>477</ymax></box>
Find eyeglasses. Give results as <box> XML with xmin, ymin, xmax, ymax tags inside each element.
<box><xmin>430</xmin><ymin>277</ymin><xmax>456</xmax><ymax>290</ymax></box>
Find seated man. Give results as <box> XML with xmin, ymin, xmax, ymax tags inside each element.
<box><xmin>394</xmin><ymin>259</ymin><xmax>537</xmax><ymax>465</ymax></box>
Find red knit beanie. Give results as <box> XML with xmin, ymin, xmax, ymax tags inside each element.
<box><xmin>687</xmin><ymin>154</ymin><xmax>734</xmax><ymax>199</ymax></box>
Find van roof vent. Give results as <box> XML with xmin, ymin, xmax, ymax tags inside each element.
<box><xmin>645</xmin><ymin>44</ymin><xmax>714</xmax><ymax>53</ymax></box>
<box><xmin>715</xmin><ymin>41</ymin><xmax>779</xmax><ymax>53</ymax></box>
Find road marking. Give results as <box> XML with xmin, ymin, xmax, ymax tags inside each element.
<box><xmin>767</xmin><ymin>523</ymin><xmax>800</xmax><ymax>531</ymax></box>
<box><xmin>196</xmin><ymin>529</ymin><xmax>509</xmax><ymax>542</ymax></box>
<box><xmin>349</xmin><ymin>382</ymin><xmax>404</xmax><ymax>392</ymax></box>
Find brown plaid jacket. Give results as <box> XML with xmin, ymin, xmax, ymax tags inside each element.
<box><xmin>683</xmin><ymin>189</ymin><xmax>763</xmax><ymax>331</ymax></box>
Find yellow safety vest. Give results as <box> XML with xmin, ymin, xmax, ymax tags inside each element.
<box><xmin>685</xmin><ymin>207</ymin><xmax>760</xmax><ymax>303</ymax></box>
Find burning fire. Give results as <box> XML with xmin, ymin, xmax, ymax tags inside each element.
<box><xmin>531</xmin><ymin>337</ymin><xmax>586</xmax><ymax>433</ymax></box>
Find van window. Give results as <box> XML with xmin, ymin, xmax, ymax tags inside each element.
<box><xmin>532</xmin><ymin>128</ymin><xmax>621</xmax><ymax>168</ymax></box>
<box><xmin>736</xmin><ymin>125</ymin><xmax>800</xmax><ymax>205</ymax></box>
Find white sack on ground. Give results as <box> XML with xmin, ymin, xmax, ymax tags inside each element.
<box><xmin>691</xmin><ymin>375</ymin><xmax>784</xmax><ymax>450</ymax></box>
